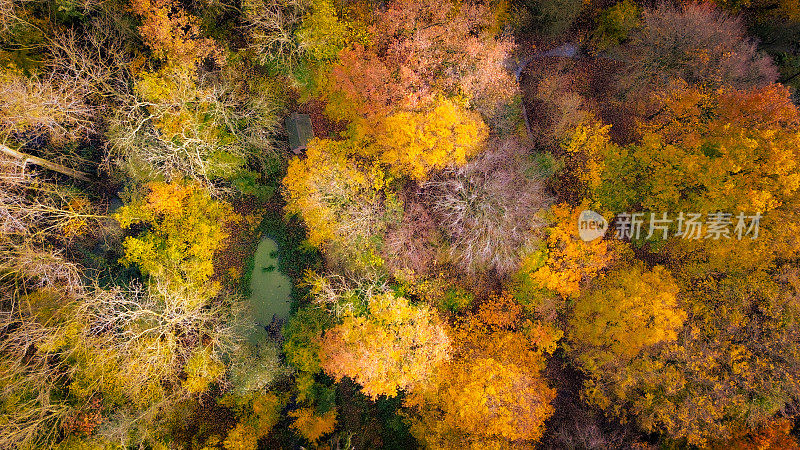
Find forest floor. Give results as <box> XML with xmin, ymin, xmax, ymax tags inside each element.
<box><xmin>518</xmin><ymin>50</ymin><xmax>633</xmax><ymax>145</ymax></box>
<box><xmin>213</xmin><ymin>196</ymin><xmax>271</xmax><ymax>291</ymax></box>
<box><xmin>297</xmin><ymin>98</ymin><xmax>349</xmax><ymax>140</ymax></box>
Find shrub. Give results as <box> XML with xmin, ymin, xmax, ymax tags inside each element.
<box><xmin>229</xmin><ymin>341</ymin><xmax>289</xmax><ymax>394</ymax></box>
<box><xmin>591</xmin><ymin>0</ymin><xmax>641</xmax><ymax>51</ymax></box>
<box><xmin>518</xmin><ymin>0</ymin><xmax>584</xmax><ymax>36</ymax></box>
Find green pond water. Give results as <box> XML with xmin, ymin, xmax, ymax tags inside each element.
<box><xmin>246</xmin><ymin>236</ymin><xmax>292</xmax><ymax>342</ymax></box>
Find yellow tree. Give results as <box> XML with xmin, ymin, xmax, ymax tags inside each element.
<box><xmin>573</xmin><ymin>78</ymin><xmax>800</xmax><ymax>447</ymax></box>
<box><xmin>576</xmin><ymin>266</ymin><xmax>800</xmax><ymax>446</ymax></box>
<box><xmin>221</xmin><ymin>392</ymin><xmax>285</xmax><ymax>449</ymax></box>
<box><xmin>370</xmin><ymin>97</ymin><xmax>488</xmax><ymax>180</ymax></box>
<box><xmin>556</xmin><ymin>121</ymin><xmax>616</xmax><ymax>203</ymax></box>
<box><xmin>514</xmin><ymin>202</ymin><xmax>622</xmax><ymax>301</ymax></box>
<box><xmin>598</xmin><ymin>83</ymin><xmax>800</xmax><ymax>277</ymax></box>
<box><xmin>568</xmin><ymin>263</ymin><xmax>686</xmax><ymax>377</ymax></box>
<box><xmin>319</xmin><ymin>292</ymin><xmax>451</xmax><ymax>399</ymax></box>
<box><xmin>603</xmin><ymin>83</ymin><xmax>800</xmax><ymax>215</ymax></box>
<box><xmin>282</xmin><ymin>137</ymin><xmax>401</xmax><ymax>270</ymax></box>
<box><xmin>289</xmin><ymin>407</ymin><xmax>337</xmax><ymax>444</ymax></box>
<box><xmin>114</xmin><ymin>181</ymin><xmax>232</xmax><ymax>300</ymax></box>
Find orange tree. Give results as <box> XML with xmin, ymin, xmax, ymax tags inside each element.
<box><xmin>320</xmin><ymin>0</ymin><xmax>517</xmax><ymax>129</ymax></box>
<box><xmin>404</xmin><ymin>292</ymin><xmax>557</xmax><ymax>448</ymax></box>
<box><xmin>319</xmin><ymin>291</ymin><xmax>451</xmax><ymax>399</ymax></box>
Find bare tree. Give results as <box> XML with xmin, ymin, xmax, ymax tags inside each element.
<box><xmin>617</xmin><ymin>2</ymin><xmax>777</xmax><ymax>100</ymax></box>
<box><xmin>242</xmin><ymin>0</ymin><xmax>307</xmax><ymax>71</ymax></box>
<box><xmin>0</xmin><ymin>0</ymin><xmax>36</xmax><ymax>38</ymax></box>
<box><xmin>46</xmin><ymin>20</ymin><xmax>134</xmax><ymax>103</ymax></box>
<box><xmin>383</xmin><ymin>192</ymin><xmax>445</xmax><ymax>277</ymax></box>
<box><xmin>0</xmin><ymin>155</ymin><xmax>105</xmax><ymax>244</ymax></box>
<box><xmin>304</xmin><ymin>270</ymin><xmax>390</xmax><ymax>318</ymax></box>
<box><xmin>0</xmin><ymin>248</ymin><xmax>242</xmax><ymax>448</ymax></box>
<box><xmin>0</xmin><ymin>70</ymin><xmax>96</xmax><ymax>147</ymax></box>
<box><xmin>423</xmin><ymin>139</ymin><xmax>552</xmax><ymax>277</ymax></box>
<box><xmin>81</xmin><ymin>281</ymin><xmax>240</xmax><ymax>394</ymax></box>
<box><xmin>106</xmin><ymin>64</ymin><xmax>280</xmax><ymax>192</ymax></box>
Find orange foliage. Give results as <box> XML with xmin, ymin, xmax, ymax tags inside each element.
<box><xmin>321</xmin><ymin>0</ymin><xmax>517</xmax><ymax>124</ymax></box>
<box><xmin>405</xmin><ymin>294</ymin><xmax>556</xmax><ymax>447</ymax></box>
<box><xmin>641</xmin><ymin>82</ymin><xmax>799</xmax><ymax>148</ymax></box>
<box><xmin>406</xmin><ymin>306</ymin><xmax>555</xmax><ymax>448</ymax></box>
<box><xmin>515</xmin><ymin>202</ymin><xmax>621</xmax><ymax>300</ymax></box>
<box><xmin>474</xmin><ymin>291</ymin><xmax>523</xmax><ymax>331</ymax></box>
<box><xmin>724</xmin><ymin>418</ymin><xmax>800</xmax><ymax>450</ymax></box>
<box><xmin>319</xmin><ymin>292</ymin><xmax>450</xmax><ymax>398</ymax></box>
<box><xmin>62</xmin><ymin>397</ymin><xmax>103</xmax><ymax>436</ymax></box>
<box><xmin>289</xmin><ymin>407</ymin><xmax>337</xmax><ymax>443</ymax></box>
<box><xmin>129</xmin><ymin>0</ymin><xmax>218</xmax><ymax>63</ymax></box>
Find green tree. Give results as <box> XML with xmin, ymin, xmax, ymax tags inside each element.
<box><xmin>591</xmin><ymin>0</ymin><xmax>641</xmax><ymax>51</ymax></box>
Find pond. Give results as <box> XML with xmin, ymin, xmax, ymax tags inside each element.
<box><xmin>246</xmin><ymin>236</ymin><xmax>292</xmax><ymax>343</ymax></box>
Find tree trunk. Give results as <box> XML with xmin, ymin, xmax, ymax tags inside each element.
<box><xmin>0</xmin><ymin>144</ymin><xmax>92</xmax><ymax>182</ymax></box>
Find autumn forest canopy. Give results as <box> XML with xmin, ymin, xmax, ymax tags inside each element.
<box><xmin>5</xmin><ymin>0</ymin><xmax>800</xmax><ymax>448</ymax></box>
